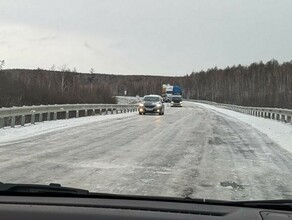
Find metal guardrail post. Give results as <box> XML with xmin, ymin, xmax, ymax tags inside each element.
<box><xmin>111</xmin><ymin>108</ymin><xmax>114</xmax><ymax>114</ymax></box>
<box><xmin>53</xmin><ymin>112</ymin><xmax>57</xmax><ymax>120</ymax></box>
<box><xmin>85</xmin><ymin>109</ymin><xmax>88</xmax><ymax>116</ymax></box>
<box><xmin>116</xmin><ymin>109</ymin><xmax>119</xmax><ymax>114</ymax></box>
<box><xmin>99</xmin><ymin>109</ymin><xmax>102</xmax><ymax>115</ymax></box>
<box><xmin>281</xmin><ymin>115</ymin><xmax>285</xmax><ymax>122</ymax></box>
<box><xmin>0</xmin><ymin>117</ymin><xmax>4</xmax><ymax>129</ymax></box>
<box><xmin>92</xmin><ymin>109</ymin><xmax>95</xmax><ymax>116</ymax></box>
<box><xmin>31</xmin><ymin>114</ymin><xmax>35</xmax><ymax>124</ymax></box>
<box><xmin>39</xmin><ymin>113</ymin><xmax>43</xmax><ymax>122</ymax></box>
<box><xmin>0</xmin><ymin>118</ymin><xmax>3</xmax><ymax>129</ymax></box>
<box><xmin>76</xmin><ymin>110</ymin><xmax>79</xmax><ymax>118</ymax></box>
<box><xmin>21</xmin><ymin>115</ymin><xmax>25</xmax><ymax>126</ymax></box>
<box><xmin>47</xmin><ymin>112</ymin><xmax>51</xmax><ymax>121</ymax></box>
<box><xmin>66</xmin><ymin>111</ymin><xmax>69</xmax><ymax>119</ymax></box>
<box><xmin>11</xmin><ymin>116</ymin><xmax>16</xmax><ymax>128</ymax></box>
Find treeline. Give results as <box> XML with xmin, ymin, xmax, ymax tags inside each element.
<box><xmin>0</xmin><ymin>68</ymin><xmax>116</xmax><ymax>107</ymax></box>
<box><xmin>0</xmin><ymin>66</ymin><xmax>180</xmax><ymax>107</ymax></box>
<box><xmin>0</xmin><ymin>59</ymin><xmax>291</xmax><ymax>108</ymax></box>
<box><xmin>183</xmin><ymin>59</ymin><xmax>292</xmax><ymax>108</ymax></box>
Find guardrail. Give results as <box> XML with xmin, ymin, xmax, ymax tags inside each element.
<box><xmin>0</xmin><ymin>104</ymin><xmax>138</xmax><ymax>128</ymax></box>
<box><xmin>193</xmin><ymin>100</ymin><xmax>292</xmax><ymax>124</ymax></box>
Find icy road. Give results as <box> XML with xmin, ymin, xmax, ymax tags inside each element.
<box><xmin>0</xmin><ymin>102</ymin><xmax>292</xmax><ymax>200</ymax></box>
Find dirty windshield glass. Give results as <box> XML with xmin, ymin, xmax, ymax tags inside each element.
<box><xmin>143</xmin><ymin>97</ymin><xmax>160</xmax><ymax>102</ymax></box>
<box><xmin>172</xmin><ymin>97</ymin><xmax>182</xmax><ymax>101</ymax></box>
<box><xmin>0</xmin><ymin>0</ymin><xmax>291</xmax><ymax>201</ymax></box>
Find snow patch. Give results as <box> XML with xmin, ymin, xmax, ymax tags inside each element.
<box><xmin>116</xmin><ymin>96</ymin><xmax>141</xmax><ymax>105</ymax></box>
<box><xmin>0</xmin><ymin>113</ymin><xmax>136</xmax><ymax>145</ymax></box>
<box><xmin>193</xmin><ymin>102</ymin><xmax>292</xmax><ymax>154</ymax></box>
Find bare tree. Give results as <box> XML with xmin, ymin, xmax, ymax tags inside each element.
<box><xmin>50</xmin><ymin>64</ymin><xmax>56</xmax><ymax>71</ymax></box>
<box><xmin>88</xmin><ymin>68</ymin><xmax>95</xmax><ymax>92</ymax></box>
<box><xmin>57</xmin><ymin>65</ymin><xmax>70</xmax><ymax>94</ymax></box>
<box><xmin>0</xmin><ymin>60</ymin><xmax>5</xmax><ymax>70</ymax></box>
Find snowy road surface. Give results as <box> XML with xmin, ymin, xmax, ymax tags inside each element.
<box><xmin>0</xmin><ymin>102</ymin><xmax>291</xmax><ymax>200</ymax></box>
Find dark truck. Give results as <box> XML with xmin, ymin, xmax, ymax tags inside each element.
<box><xmin>170</xmin><ymin>95</ymin><xmax>183</xmax><ymax>107</ymax></box>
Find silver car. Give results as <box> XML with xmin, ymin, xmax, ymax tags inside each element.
<box><xmin>138</xmin><ymin>95</ymin><xmax>165</xmax><ymax>115</ymax></box>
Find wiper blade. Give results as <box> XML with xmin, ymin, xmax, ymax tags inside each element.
<box><xmin>235</xmin><ymin>200</ymin><xmax>292</xmax><ymax>210</ymax></box>
<box><xmin>206</xmin><ymin>199</ymin><xmax>292</xmax><ymax>211</ymax></box>
<box><xmin>0</xmin><ymin>182</ymin><xmax>291</xmax><ymax>211</ymax></box>
<box><xmin>180</xmin><ymin>197</ymin><xmax>292</xmax><ymax>211</ymax></box>
<box><xmin>0</xmin><ymin>182</ymin><xmax>89</xmax><ymax>195</ymax></box>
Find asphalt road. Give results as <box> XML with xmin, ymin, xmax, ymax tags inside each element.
<box><xmin>0</xmin><ymin>102</ymin><xmax>291</xmax><ymax>200</ymax></box>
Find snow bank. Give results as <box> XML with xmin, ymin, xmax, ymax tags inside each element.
<box><xmin>193</xmin><ymin>102</ymin><xmax>292</xmax><ymax>154</ymax></box>
<box><xmin>0</xmin><ymin>112</ymin><xmax>135</xmax><ymax>145</ymax></box>
<box><xmin>116</xmin><ymin>96</ymin><xmax>141</xmax><ymax>105</ymax></box>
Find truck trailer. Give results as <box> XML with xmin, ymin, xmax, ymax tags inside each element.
<box><xmin>161</xmin><ymin>84</ymin><xmax>182</xmax><ymax>102</ymax></box>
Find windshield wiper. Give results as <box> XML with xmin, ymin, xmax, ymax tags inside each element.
<box><xmin>0</xmin><ymin>182</ymin><xmax>204</xmax><ymax>201</ymax></box>
<box><xmin>202</xmin><ymin>199</ymin><xmax>292</xmax><ymax>211</ymax></box>
<box><xmin>0</xmin><ymin>182</ymin><xmax>291</xmax><ymax>211</ymax></box>
<box><xmin>233</xmin><ymin>200</ymin><xmax>292</xmax><ymax>211</ymax></box>
<box><xmin>0</xmin><ymin>182</ymin><xmax>89</xmax><ymax>195</ymax></box>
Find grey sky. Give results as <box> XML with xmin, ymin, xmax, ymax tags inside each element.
<box><xmin>1</xmin><ymin>0</ymin><xmax>292</xmax><ymax>75</ymax></box>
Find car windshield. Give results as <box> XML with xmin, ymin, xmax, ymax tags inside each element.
<box><xmin>0</xmin><ymin>0</ymin><xmax>291</xmax><ymax>202</ymax></box>
<box><xmin>172</xmin><ymin>97</ymin><xmax>182</xmax><ymax>101</ymax></box>
<box><xmin>143</xmin><ymin>97</ymin><xmax>160</xmax><ymax>102</ymax></box>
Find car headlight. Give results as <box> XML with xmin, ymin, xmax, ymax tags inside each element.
<box><xmin>139</xmin><ymin>103</ymin><xmax>144</xmax><ymax>107</ymax></box>
<box><xmin>156</xmin><ymin>104</ymin><xmax>162</xmax><ymax>107</ymax></box>
<box><xmin>180</xmin><ymin>101</ymin><xmax>182</xmax><ymax>104</ymax></box>
<box><xmin>171</xmin><ymin>101</ymin><xmax>174</xmax><ymax>104</ymax></box>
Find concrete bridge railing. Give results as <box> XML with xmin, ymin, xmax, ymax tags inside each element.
<box><xmin>0</xmin><ymin>103</ymin><xmax>138</xmax><ymax>128</ymax></box>
<box><xmin>193</xmin><ymin>100</ymin><xmax>292</xmax><ymax>124</ymax></box>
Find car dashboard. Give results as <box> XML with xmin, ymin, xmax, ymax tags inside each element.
<box><xmin>0</xmin><ymin>195</ymin><xmax>291</xmax><ymax>220</ymax></box>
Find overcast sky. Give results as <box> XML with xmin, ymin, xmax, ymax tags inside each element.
<box><xmin>1</xmin><ymin>0</ymin><xmax>292</xmax><ymax>75</ymax></box>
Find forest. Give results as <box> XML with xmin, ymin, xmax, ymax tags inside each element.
<box><xmin>0</xmin><ymin>59</ymin><xmax>291</xmax><ymax>109</ymax></box>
